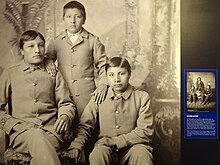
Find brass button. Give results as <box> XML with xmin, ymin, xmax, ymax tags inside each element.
<box><xmin>71</xmin><ymin>79</ymin><xmax>77</xmax><ymax>83</ymax></box>
<box><xmin>114</xmin><ymin>97</ymin><xmax>118</xmax><ymax>100</ymax></box>
<box><xmin>70</xmin><ymin>64</ymin><xmax>76</xmax><ymax>68</ymax></box>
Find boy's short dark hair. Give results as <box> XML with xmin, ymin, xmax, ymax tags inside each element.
<box><xmin>19</xmin><ymin>30</ymin><xmax>45</xmax><ymax>49</ymax></box>
<box><xmin>63</xmin><ymin>1</ymin><xmax>86</xmax><ymax>22</ymax></box>
<box><xmin>106</xmin><ymin>57</ymin><xmax>131</xmax><ymax>74</ymax></box>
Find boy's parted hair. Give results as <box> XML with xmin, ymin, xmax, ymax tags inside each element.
<box><xmin>63</xmin><ymin>1</ymin><xmax>86</xmax><ymax>21</ymax></box>
<box><xmin>106</xmin><ymin>57</ymin><xmax>131</xmax><ymax>74</ymax></box>
<box><xmin>19</xmin><ymin>30</ymin><xmax>45</xmax><ymax>49</ymax></box>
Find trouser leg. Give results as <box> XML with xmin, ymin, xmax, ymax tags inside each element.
<box><xmin>203</xmin><ymin>94</ymin><xmax>210</xmax><ymax>104</ymax></box>
<box><xmin>121</xmin><ymin>144</ymin><xmax>153</xmax><ymax>165</ymax></box>
<box><xmin>89</xmin><ymin>145</ymin><xmax>112</xmax><ymax>165</ymax></box>
<box><xmin>12</xmin><ymin>128</ymin><xmax>61</xmax><ymax>165</ymax></box>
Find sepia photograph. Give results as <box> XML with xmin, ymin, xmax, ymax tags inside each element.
<box><xmin>183</xmin><ymin>69</ymin><xmax>218</xmax><ymax>140</ymax></box>
<box><xmin>185</xmin><ymin>70</ymin><xmax>216</xmax><ymax>112</ymax></box>
<box><xmin>0</xmin><ymin>0</ymin><xmax>180</xmax><ymax>165</ymax></box>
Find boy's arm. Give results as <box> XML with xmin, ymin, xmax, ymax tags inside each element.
<box><xmin>92</xmin><ymin>37</ymin><xmax>108</xmax><ymax>103</ymax></box>
<box><xmin>45</xmin><ymin>40</ymin><xmax>57</xmax><ymax>76</ymax></box>
<box><xmin>55</xmin><ymin>71</ymin><xmax>76</xmax><ymax>125</ymax></box>
<box><xmin>0</xmin><ymin>69</ymin><xmax>22</xmax><ymax>134</ymax></box>
<box><xmin>45</xmin><ymin>39</ymin><xmax>57</xmax><ymax>62</ymax></box>
<box><xmin>68</xmin><ymin>97</ymin><xmax>98</xmax><ymax>151</ymax></box>
<box><xmin>93</xmin><ymin>37</ymin><xmax>108</xmax><ymax>86</ymax></box>
<box><xmin>112</xmin><ymin>92</ymin><xmax>154</xmax><ymax>150</ymax></box>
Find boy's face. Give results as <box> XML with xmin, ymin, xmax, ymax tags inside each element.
<box><xmin>107</xmin><ymin>67</ymin><xmax>130</xmax><ymax>94</ymax></box>
<box><xmin>63</xmin><ymin>8</ymin><xmax>84</xmax><ymax>34</ymax></box>
<box><xmin>21</xmin><ymin>36</ymin><xmax>45</xmax><ymax>67</ymax></box>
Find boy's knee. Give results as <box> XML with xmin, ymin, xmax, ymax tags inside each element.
<box><xmin>128</xmin><ymin>144</ymin><xmax>153</xmax><ymax>165</ymax></box>
<box><xmin>27</xmin><ymin>128</ymin><xmax>48</xmax><ymax>144</ymax></box>
<box><xmin>89</xmin><ymin>145</ymin><xmax>112</xmax><ymax>162</ymax></box>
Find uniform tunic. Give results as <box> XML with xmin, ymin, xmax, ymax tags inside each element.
<box><xmin>70</xmin><ymin>84</ymin><xmax>154</xmax><ymax>151</ymax></box>
<box><xmin>0</xmin><ymin>60</ymin><xmax>76</xmax><ymax>146</ymax></box>
<box><xmin>46</xmin><ymin>28</ymin><xmax>108</xmax><ymax>116</ymax></box>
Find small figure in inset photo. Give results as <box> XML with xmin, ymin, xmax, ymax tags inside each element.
<box><xmin>202</xmin><ymin>84</ymin><xmax>213</xmax><ymax>104</ymax></box>
<box><xmin>189</xmin><ymin>85</ymin><xmax>197</xmax><ymax>103</ymax></box>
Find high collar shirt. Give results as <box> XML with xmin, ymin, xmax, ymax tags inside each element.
<box><xmin>70</xmin><ymin>84</ymin><xmax>154</xmax><ymax>151</ymax></box>
<box><xmin>46</xmin><ymin>28</ymin><xmax>108</xmax><ymax>116</ymax></box>
<box><xmin>67</xmin><ymin>30</ymin><xmax>80</xmax><ymax>44</ymax></box>
<box><xmin>0</xmin><ymin>60</ymin><xmax>76</xmax><ymax>145</ymax></box>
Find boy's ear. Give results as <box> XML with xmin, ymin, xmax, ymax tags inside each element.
<box><xmin>128</xmin><ymin>71</ymin><xmax>131</xmax><ymax>79</ymax></box>
<box><xmin>20</xmin><ymin>49</ymin><xmax>24</xmax><ymax>56</ymax></box>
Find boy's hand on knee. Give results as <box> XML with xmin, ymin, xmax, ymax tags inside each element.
<box><xmin>68</xmin><ymin>148</ymin><xmax>81</xmax><ymax>164</ymax></box>
<box><xmin>96</xmin><ymin>137</ymin><xmax>115</xmax><ymax>147</ymax></box>
<box><xmin>54</xmin><ymin>115</ymin><xmax>70</xmax><ymax>134</ymax></box>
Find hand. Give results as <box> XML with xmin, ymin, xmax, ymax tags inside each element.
<box><xmin>91</xmin><ymin>84</ymin><xmax>108</xmax><ymax>104</ymax></box>
<box><xmin>45</xmin><ymin>59</ymin><xmax>57</xmax><ymax>76</ymax></box>
<box><xmin>68</xmin><ymin>148</ymin><xmax>81</xmax><ymax>164</ymax></box>
<box><xmin>96</xmin><ymin>137</ymin><xmax>115</xmax><ymax>147</ymax></box>
<box><xmin>54</xmin><ymin>115</ymin><xmax>70</xmax><ymax>134</ymax></box>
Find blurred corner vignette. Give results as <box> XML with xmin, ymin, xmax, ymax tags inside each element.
<box><xmin>0</xmin><ymin>0</ymin><xmax>180</xmax><ymax>165</ymax></box>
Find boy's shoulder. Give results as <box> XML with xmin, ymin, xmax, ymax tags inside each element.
<box><xmin>131</xmin><ymin>85</ymin><xmax>150</xmax><ymax>97</ymax></box>
<box><xmin>54</xmin><ymin>31</ymin><xmax>66</xmax><ymax>40</ymax></box>
<box><xmin>7</xmin><ymin>62</ymin><xmax>22</xmax><ymax>71</ymax></box>
<box><xmin>1</xmin><ymin>62</ymin><xmax>23</xmax><ymax>77</ymax></box>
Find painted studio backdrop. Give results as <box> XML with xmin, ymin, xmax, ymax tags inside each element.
<box><xmin>0</xmin><ymin>0</ymin><xmax>180</xmax><ymax>165</ymax></box>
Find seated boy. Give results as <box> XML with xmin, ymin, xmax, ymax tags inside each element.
<box><xmin>189</xmin><ymin>85</ymin><xmax>196</xmax><ymax>103</ymax></box>
<box><xmin>0</xmin><ymin>30</ymin><xmax>76</xmax><ymax>165</ymax></box>
<box><xmin>68</xmin><ymin>57</ymin><xmax>154</xmax><ymax>165</ymax></box>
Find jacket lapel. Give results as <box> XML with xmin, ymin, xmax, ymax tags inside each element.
<box><xmin>71</xmin><ymin>36</ymin><xmax>83</xmax><ymax>47</ymax></box>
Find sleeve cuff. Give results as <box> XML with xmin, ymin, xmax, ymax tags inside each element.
<box><xmin>68</xmin><ymin>141</ymin><xmax>84</xmax><ymax>151</ymax></box>
<box><xmin>58</xmin><ymin>110</ymin><xmax>75</xmax><ymax>123</ymax></box>
<box><xmin>112</xmin><ymin>135</ymin><xmax>128</xmax><ymax>149</ymax></box>
<box><xmin>3</xmin><ymin>117</ymin><xmax>21</xmax><ymax>135</ymax></box>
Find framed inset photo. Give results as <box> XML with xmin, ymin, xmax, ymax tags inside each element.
<box><xmin>184</xmin><ymin>69</ymin><xmax>218</xmax><ymax>139</ymax></box>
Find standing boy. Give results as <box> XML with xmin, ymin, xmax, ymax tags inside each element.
<box><xmin>68</xmin><ymin>57</ymin><xmax>154</xmax><ymax>165</ymax></box>
<box><xmin>46</xmin><ymin>1</ymin><xmax>108</xmax><ymax>117</ymax></box>
<box><xmin>202</xmin><ymin>84</ymin><xmax>213</xmax><ymax>104</ymax></box>
<box><xmin>0</xmin><ymin>30</ymin><xmax>76</xmax><ymax>165</ymax></box>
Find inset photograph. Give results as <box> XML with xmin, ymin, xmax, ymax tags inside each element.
<box><xmin>185</xmin><ymin>70</ymin><xmax>217</xmax><ymax>112</ymax></box>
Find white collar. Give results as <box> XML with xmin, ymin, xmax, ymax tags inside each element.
<box><xmin>67</xmin><ymin>29</ymin><xmax>82</xmax><ymax>37</ymax></box>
